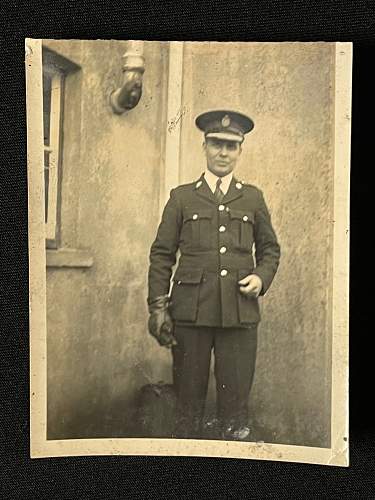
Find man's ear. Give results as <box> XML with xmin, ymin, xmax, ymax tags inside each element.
<box><xmin>202</xmin><ymin>141</ymin><xmax>207</xmax><ymax>151</ymax></box>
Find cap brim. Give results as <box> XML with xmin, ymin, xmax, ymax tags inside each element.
<box><xmin>205</xmin><ymin>132</ymin><xmax>244</xmax><ymax>143</ymax></box>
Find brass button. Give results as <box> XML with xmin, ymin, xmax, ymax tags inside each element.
<box><xmin>236</xmin><ymin>182</ymin><xmax>242</xmax><ymax>189</ymax></box>
<box><xmin>220</xmin><ymin>269</ymin><xmax>228</xmax><ymax>277</ymax></box>
<box><xmin>242</xmin><ymin>215</ymin><xmax>248</xmax><ymax>222</ymax></box>
<box><xmin>219</xmin><ymin>225</ymin><xmax>226</xmax><ymax>233</ymax></box>
<box><xmin>220</xmin><ymin>246</ymin><xmax>227</xmax><ymax>254</ymax></box>
<box><xmin>218</xmin><ymin>204</ymin><xmax>225</xmax><ymax>211</ymax></box>
<box><xmin>177</xmin><ymin>281</ymin><xmax>182</xmax><ymax>285</ymax></box>
<box><xmin>196</xmin><ymin>181</ymin><xmax>202</xmax><ymax>188</ymax></box>
<box><xmin>192</xmin><ymin>214</ymin><xmax>198</xmax><ymax>220</ymax></box>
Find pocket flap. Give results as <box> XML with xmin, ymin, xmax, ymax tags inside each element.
<box><xmin>229</xmin><ymin>210</ymin><xmax>254</xmax><ymax>223</ymax></box>
<box><xmin>183</xmin><ymin>209</ymin><xmax>213</xmax><ymax>222</ymax></box>
<box><xmin>173</xmin><ymin>268</ymin><xmax>204</xmax><ymax>284</ymax></box>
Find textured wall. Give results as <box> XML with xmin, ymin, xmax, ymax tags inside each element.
<box><xmin>179</xmin><ymin>42</ymin><xmax>334</xmax><ymax>447</ymax></box>
<box><xmin>45</xmin><ymin>40</ymin><xmax>172</xmax><ymax>438</ymax></box>
<box><xmin>45</xmin><ymin>41</ymin><xmax>334</xmax><ymax>446</ymax></box>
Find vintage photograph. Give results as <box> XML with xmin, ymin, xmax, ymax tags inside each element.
<box><xmin>26</xmin><ymin>39</ymin><xmax>351</xmax><ymax>465</ymax></box>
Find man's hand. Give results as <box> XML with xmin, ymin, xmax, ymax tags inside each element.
<box><xmin>238</xmin><ymin>274</ymin><xmax>263</xmax><ymax>298</ymax></box>
<box><xmin>148</xmin><ymin>295</ymin><xmax>177</xmax><ymax>349</ymax></box>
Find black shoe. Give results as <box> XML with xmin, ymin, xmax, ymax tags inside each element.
<box><xmin>174</xmin><ymin>416</ymin><xmax>204</xmax><ymax>439</ymax></box>
<box><xmin>222</xmin><ymin>425</ymin><xmax>251</xmax><ymax>441</ymax></box>
<box><xmin>202</xmin><ymin>417</ymin><xmax>221</xmax><ymax>439</ymax></box>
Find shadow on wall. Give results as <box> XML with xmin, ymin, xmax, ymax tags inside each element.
<box><xmin>48</xmin><ymin>379</ymin><xmax>324</xmax><ymax>447</ymax></box>
<box><xmin>48</xmin><ymin>387</ymin><xmax>146</xmax><ymax>440</ymax></box>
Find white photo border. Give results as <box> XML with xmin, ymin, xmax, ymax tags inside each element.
<box><xmin>27</xmin><ymin>39</ymin><xmax>351</xmax><ymax>466</ymax></box>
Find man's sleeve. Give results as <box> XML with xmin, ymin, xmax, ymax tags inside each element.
<box><xmin>253</xmin><ymin>189</ymin><xmax>281</xmax><ymax>296</ymax></box>
<box><xmin>147</xmin><ymin>188</ymin><xmax>182</xmax><ymax>304</ymax></box>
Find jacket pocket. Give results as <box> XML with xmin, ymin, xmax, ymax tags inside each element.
<box><xmin>229</xmin><ymin>210</ymin><xmax>255</xmax><ymax>251</ymax></box>
<box><xmin>237</xmin><ymin>269</ymin><xmax>260</xmax><ymax>324</ymax></box>
<box><xmin>170</xmin><ymin>268</ymin><xmax>204</xmax><ymax>322</ymax></box>
<box><xmin>182</xmin><ymin>209</ymin><xmax>213</xmax><ymax>250</ymax></box>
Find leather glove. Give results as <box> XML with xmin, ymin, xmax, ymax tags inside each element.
<box><xmin>148</xmin><ymin>295</ymin><xmax>177</xmax><ymax>348</ymax></box>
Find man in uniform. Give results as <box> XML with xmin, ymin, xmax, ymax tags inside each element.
<box><xmin>147</xmin><ymin>110</ymin><xmax>280</xmax><ymax>440</ymax></box>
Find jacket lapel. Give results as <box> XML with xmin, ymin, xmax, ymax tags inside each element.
<box><xmin>194</xmin><ymin>173</ymin><xmax>217</xmax><ymax>205</ymax></box>
<box><xmin>222</xmin><ymin>177</ymin><xmax>244</xmax><ymax>204</ymax></box>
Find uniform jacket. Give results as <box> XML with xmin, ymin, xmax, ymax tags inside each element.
<box><xmin>148</xmin><ymin>173</ymin><xmax>280</xmax><ymax>328</ymax></box>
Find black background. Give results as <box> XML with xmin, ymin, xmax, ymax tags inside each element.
<box><xmin>0</xmin><ymin>1</ymin><xmax>373</xmax><ymax>498</ymax></box>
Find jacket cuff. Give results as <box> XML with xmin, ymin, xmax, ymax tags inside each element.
<box><xmin>147</xmin><ymin>294</ymin><xmax>169</xmax><ymax>312</ymax></box>
<box><xmin>251</xmin><ymin>268</ymin><xmax>270</xmax><ymax>296</ymax></box>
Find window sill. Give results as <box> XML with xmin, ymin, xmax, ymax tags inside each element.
<box><xmin>46</xmin><ymin>248</ymin><xmax>94</xmax><ymax>268</ymax></box>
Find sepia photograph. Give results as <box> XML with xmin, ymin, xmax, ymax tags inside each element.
<box><xmin>26</xmin><ymin>39</ymin><xmax>351</xmax><ymax>465</ymax></box>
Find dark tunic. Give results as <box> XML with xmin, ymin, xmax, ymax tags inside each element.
<box><xmin>148</xmin><ymin>173</ymin><xmax>280</xmax><ymax>328</ymax></box>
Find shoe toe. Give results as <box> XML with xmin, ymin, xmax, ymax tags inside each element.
<box><xmin>234</xmin><ymin>426</ymin><xmax>251</xmax><ymax>440</ymax></box>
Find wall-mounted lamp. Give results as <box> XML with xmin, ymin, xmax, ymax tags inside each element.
<box><xmin>110</xmin><ymin>40</ymin><xmax>145</xmax><ymax>114</ymax></box>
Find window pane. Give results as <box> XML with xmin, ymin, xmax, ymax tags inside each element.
<box><xmin>44</xmin><ymin>150</ymin><xmax>50</xmax><ymax>223</ymax></box>
<box><xmin>43</xmin><ymin>72</ymin><xmax>52</xmax><ymax>146</ymax></box>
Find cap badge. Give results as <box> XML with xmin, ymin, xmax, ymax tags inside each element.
<box><xmin>221</xmin><ymin>115</ymin><xmax>231</xmax><ymax>127</ymax></box>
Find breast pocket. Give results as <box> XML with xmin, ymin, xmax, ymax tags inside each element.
<box><xmin>170</xmin><ymin>268</ymin><xmax>204</xmax><ymax>322</ymax></box>
<box><xmin>229</xmin><ymin>210</ymin><xmax>255</xmax><ymax>251</ymax></box>
<box><xmin>182</xmin><ymin>209</ymin><xmax>213</xmax><ymax>250</ymax></box>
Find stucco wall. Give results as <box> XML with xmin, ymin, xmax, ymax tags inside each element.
<box><xmin>45</xmin><ymin>40</ymin><xmax>172</xmax><ymax>438</ymax></box>
<box><xmin>45</xmin><ymin>41</ymin><xmax>334</xmax><ymax>447</ymax></box>
<box><xmin>179</xmin><ymin>42</ymin><xmax>334</xmax><ymax>447</ymax></box>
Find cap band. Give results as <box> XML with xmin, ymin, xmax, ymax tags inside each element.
<box><xmin>205</xmin><ymin>132</ymin><xmax>244</xmax><ymax>143</ymax></box>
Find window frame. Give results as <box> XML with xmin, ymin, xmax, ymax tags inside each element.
<box><xmin>42</xmin><ymin>47</ymin><xmax>80</xmax><ymax>249</ymax></box>
<box><xmin>43</xmin><ymin>64</ymin><xmax>64</xmax><ymax>246</ymax></box>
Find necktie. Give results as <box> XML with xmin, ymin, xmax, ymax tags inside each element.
<box><xmin>214</xmin><ymin>178</ymin><xmax>224</xmax><ymax>203</ymax></box>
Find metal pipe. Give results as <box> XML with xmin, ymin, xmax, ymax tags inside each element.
<box><xmin>110</xmin><ymin>40</ymin><xmax>145</xmax><ymax>114</ymax></box>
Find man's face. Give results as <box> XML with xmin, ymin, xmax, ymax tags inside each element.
<box><xmin>203</xmin><ymin>138</ymin><xmax>242</xmax><ymax>177</ymax></box>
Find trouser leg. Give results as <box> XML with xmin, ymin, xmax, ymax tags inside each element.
<box><xmin>172</xmin><ymin>325</ymin><xmax>214</xmax><ymax>438</ymax></box>
<box><xmin>214</xmin><ymin>325</ymin><xmax>258</xmax><ymax>431</ymax></box>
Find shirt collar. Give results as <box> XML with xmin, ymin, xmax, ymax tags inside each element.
<box><xmin>204</xmin><ymin>169</ymin><xmax>233</xmax><ymax>195</ymax></box>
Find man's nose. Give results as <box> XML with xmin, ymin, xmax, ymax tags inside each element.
<box><xmin>219</xmin><ymin>145</ymin><xmax>229</xmax><ymax>155</ymax></box>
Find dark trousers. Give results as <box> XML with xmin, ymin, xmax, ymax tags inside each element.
<box><xmin>172</xmin><ymin>324</ymin><xmax>258</xmax><ymax>438</ymax></box>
